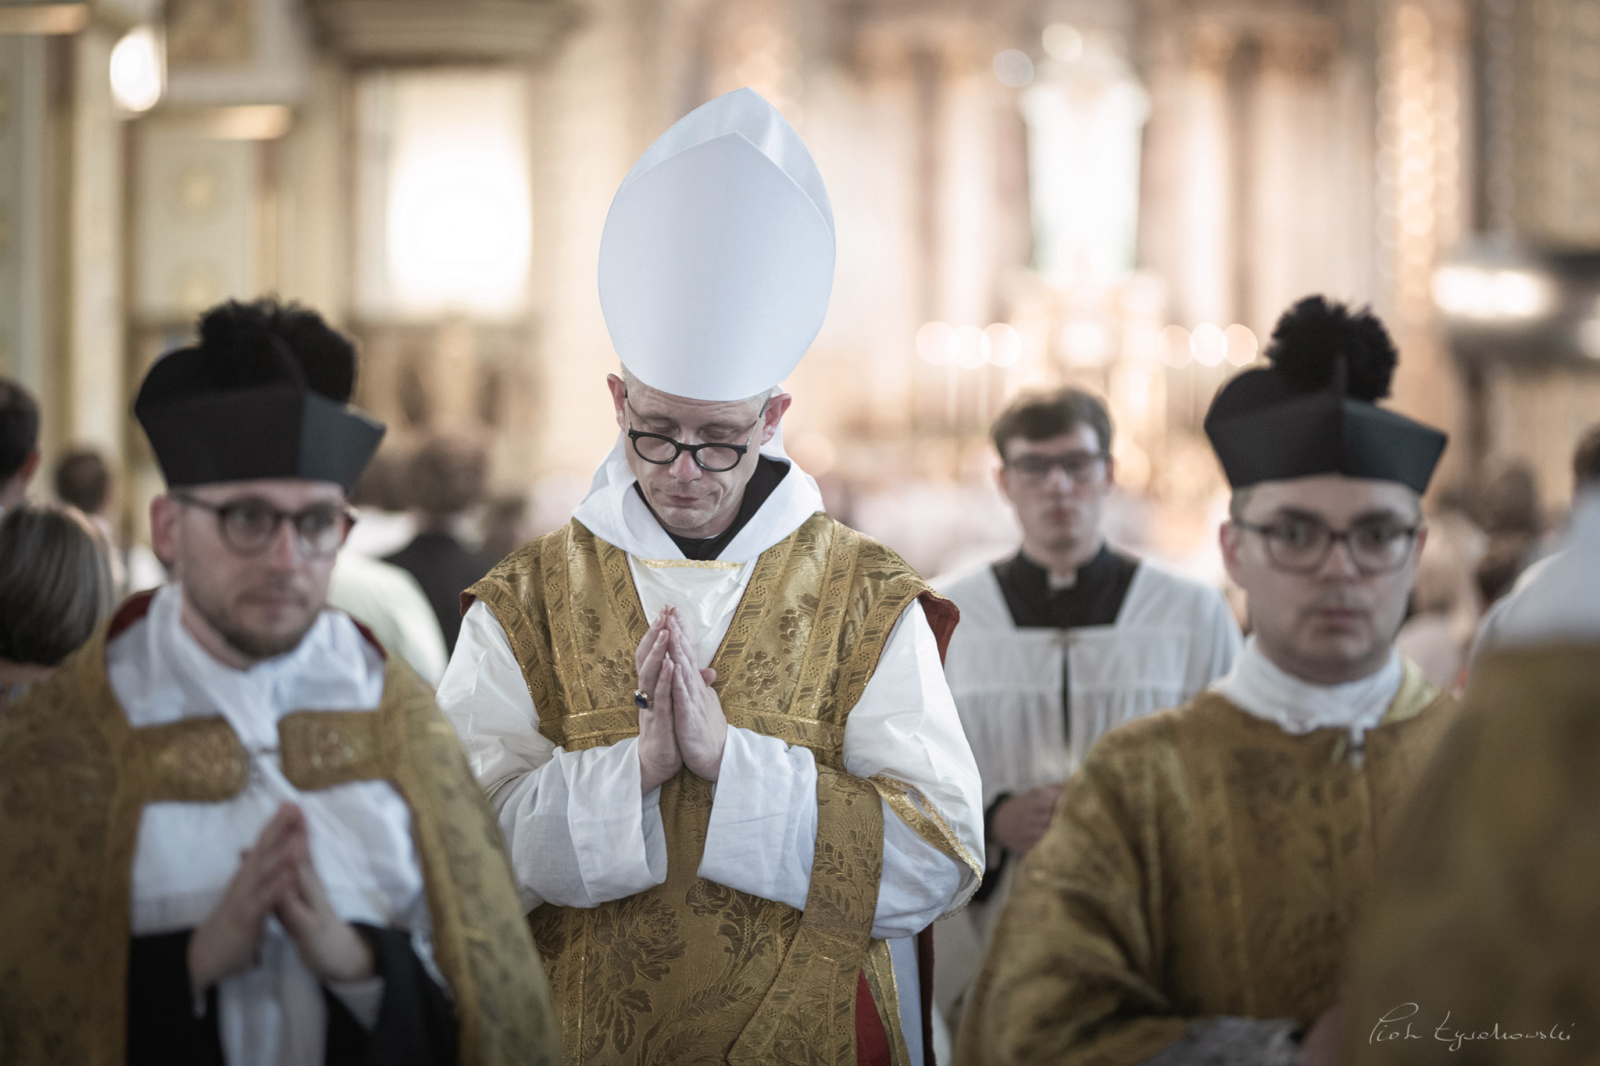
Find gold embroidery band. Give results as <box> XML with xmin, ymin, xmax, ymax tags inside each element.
<box><xmin>540</xmin><ymin>707</ymin><xmax>851</xmax><ymax>755</ymax></box>
<box><xmin>134</xmin><ymin>717</ymin><xmax>249</xmax><ymax>803</ymax></box>
<box><xmin>279</xmin><ymin>710</ymin><xmax>386</xmax><ymax>791</ymax></box>
<box><xmin>862</xmin><ymin>939</ymin><xmax>913</xmax><ymax>1066</ymax></box>
<box><xmin>870</xmin><ymin>774</ymin><xmax>983</xmax><ymax>885</ymax></box>
<box><xmin>729</xmin><ymin>768</ymin><xmax>885</xmax><ymax>1066</ymax></box>
<box><xmin>633</xmin><ymin>557</ymin><xmax>743</xmax><ymax>571</ymax></box>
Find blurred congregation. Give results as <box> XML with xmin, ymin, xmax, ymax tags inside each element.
<box><xmin>3</xmin><ymin>0</ymin><xmax>1600</xmax><ymax>1063</ymax></box>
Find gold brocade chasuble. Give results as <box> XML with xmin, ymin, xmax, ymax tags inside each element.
<box><xmin>466</xmin><ymin>513</ymin><xmax>960</xmax><ymax>1066</ymax></box>
<box><xmin>0</xmin><ymin>601</ymin><xmax>560</xmax><ymax>1066</ymax></box>
<box><xmin>953</xmin><ymin>661</ymin><xmax>1457</xmax><ymax>1066</ymax></box>
<box><xmin>1350</xmin><ymin>646</ymin><xmax>1600</xmax><ymax>1066</ymax></box>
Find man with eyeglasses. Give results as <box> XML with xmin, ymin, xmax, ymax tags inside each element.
<box><xmin>954</xmin><ymin>296</ymin><xmax>1457</xmax><ymax>1066</ymax></box>
<box><xmin>932</xmin><ymin>387</ymin><xmax>1240</xmax><ymax>1010</ymax></box>
<box><xmin>438</xmin><ymin>89</ymin><xmax>984</xmax><ymax>1066</ymax></box>
<box><xmin>0</xmin><ymin>299</ymin><xmax>557</xmax><ymax>1065</ymax></box>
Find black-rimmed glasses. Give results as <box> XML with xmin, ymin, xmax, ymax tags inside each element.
<box><xmin>626</xmin><ymin>397</ymin><xmax>766</xmax><ymax>473</ymax></box>
<box><xmin>1234</xmin><ymin>517</ymin><xmax>1420</xmax><ymax>575</ymax></box>
<box><xmin>1005</xmin><ymin>450</ymin><xmax>1109</xmax><ymax>486</ymax></box>
<box><xmin>174</xmin><ymin>493</ymin><xmax>355</xmax><ymax>558</ymax></box>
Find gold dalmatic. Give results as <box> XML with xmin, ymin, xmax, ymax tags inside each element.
<box><xmin>952</xmin><ymin>662</ymin><xmax>1458</xmax><ymax>1066</ymax></box>
<box><xmin>0</xmin><ymin>606</ymin><xmax>560</xmax><ymax>1066</ymax></box>
<box><xmin>468</xmin><ymin>513</ymin><xmax>967</xmax><ymax>1066</ymax></box>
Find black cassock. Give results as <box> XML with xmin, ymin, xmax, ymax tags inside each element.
<box><xmin>128</xmin><ymin>925</ymin><xmax>458</xmax><ymax>1065</ymax></box>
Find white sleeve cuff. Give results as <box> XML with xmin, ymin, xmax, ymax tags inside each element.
<box><xmin>497</xmin><ymin>737</ymin><xmax>668</xmax><ymax>910</ymax></box>
<box><xmin>698</xmin><ymin>725</ymin><xmax>967</xmax><ymax>936</ymax></box>
<box><xmin>698</xmin><ymin>725</ymin><xmax>817</xmax><ymax>910</ymax></box>
<box><xmin>873</xmin><ymin>800</ymin><xmax>965</xmax><ymax>939</ymax></box>
<box><xmin>565</xmin><ymin>736</ymin><xmax>668</xmax><ymax>894</ymax></box>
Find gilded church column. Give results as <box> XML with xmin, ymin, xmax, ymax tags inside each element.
<box><xmin>1176</xmin><ymin>18</ymin><xmax>1236</xmax><ymax>328</ymax></box>
<box><xmin>67</xmin><ymin>20</ymin><xmax>126</xmax><ymax>462</ymax></box>
<box><xmin>0</xmin><ymin>31</ymin><xmax>52</xmax><ymax>416</ymax></box>
<box><xmin>1375</xmin><ymin>0</ymin><xmax>1467</xmax><ymax>488</ymax></box>
<box><xmin>0</xmin><ymin>9</ymin><xmax>126</xmax><ymax>470</ymax></box>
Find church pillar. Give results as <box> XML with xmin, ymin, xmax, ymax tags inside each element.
<box><xmin>0</xmin><ymin>32</ymin><xmax>54</xmax><ymax>434</ymax></box>
<box><xmin>66</xmin><ymin>21</ymin><xmax>126</xmax><ymax>462</ymax></box>
<box><xmin>1375</xmin><ymin>0</ymin><xmax>1469</xmax><ymax>492</ymax></box>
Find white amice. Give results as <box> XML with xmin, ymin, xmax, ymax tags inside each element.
<box><xmin>1214</xmin><ymin>636</ymin><xmax>1403</xmax><ymax>747</ymax></box>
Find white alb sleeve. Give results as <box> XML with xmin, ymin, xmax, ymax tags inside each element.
<box><xmin>696</xmin><ymin>600</ymin><xmax>986</xmax><ymax>939</ymax></box>
<box><xmin>696</xmin><ymin>725</ymin><xmax>818</xmax><ymax>907</ymax></box>
<box><xmin>438</xmin><ymin>601</ymin><xmax>668</xmax><ymax>911</ymax></box>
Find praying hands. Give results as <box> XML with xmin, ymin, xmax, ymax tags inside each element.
<box><xmin>186</xmin><ymin>803</ymin><xmax>375</xmax><ymax>995</ymax></box>
<box><xmin>634</xmin><ymin>605</ymin><xmax>728</xmax><ymax>794</ymax></box>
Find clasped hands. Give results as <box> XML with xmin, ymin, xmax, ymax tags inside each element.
<box><xmin>636</xmin><ymin>605</ymin><xmax>728</xmax><ymax>794</ymax></box>
<box><xmin>187</xmin><ymin>802</ymin><xmax>375</xmax><ymax>997</ymax></box>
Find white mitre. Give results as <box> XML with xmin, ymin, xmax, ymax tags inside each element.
<box><xmin>598</xmin><ymin>87</ymin><xmax>835</xmax><ymax>402</ymax></box>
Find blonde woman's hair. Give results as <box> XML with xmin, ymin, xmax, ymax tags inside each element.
<box><xmin>0</xmin><ymin>502</ymin><xmax>114</xmax><ymax>666</ymax></box>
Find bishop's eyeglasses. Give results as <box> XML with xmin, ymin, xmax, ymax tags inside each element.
<box><xmin>1233</xmin><ymin>515</ymin><xmax>1420</xmax><ymax>575</ymax></box>
<box><xmin>174</xmin><ymin>493</ymin><xmax>355</xmax><ymax>558</ymax></box>
<box><xmin>625</xmin><ymin>397</ymin><xmax>766</xmax><ymax>473</ymax></box>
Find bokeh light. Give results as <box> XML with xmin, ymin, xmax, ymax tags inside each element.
<box><xmin>1432</xmin><ymin>266</ymin><xmax>1553</xmax><ymax>320</ymax></box>
<box><xmin>985</xmin><ymin>323</ymin><xmax>1023</xmax><ymax>367</ymax></box>
<box><xmin>953</xmin><ymin>325</ymin><xmax>991</xmax><ymax>369</ymax></box>
<box><xmin>110</xmin><ymin>27</ymin><xmax>163</xmax><ymax>113</ymax></box>
<box><xmin>993</xmin><ymin>50</ymin><xmax>1035</xmax><ymax>88</ymax></box>
<box><xmin>1223</xmin><ymin>324</ymin><xmax>1258</xmax><ymax>366</ymax></box>
<box><xmin>1191</xmin><ymin>323</ymin><xmax>1226</xmax><ymax>366</ymax></box>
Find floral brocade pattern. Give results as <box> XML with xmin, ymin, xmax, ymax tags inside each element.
<box><xmin>0</xmin><ymin>621</ymin><xmax>559</xmax><ymax>1066</ymax></box>
<box><xmin>1349</xmin><ymin>645</ymin><xmax>1600</xmax><ymax>1066</ymax></box>
<box><xmin>470</xmin><ymin>514</ymin><xmax>943</xmax><ymax>1065</ymax></box>
<box><xmin>953</xmin><ymin>664</ymin><xmax>1457</xmax><ymax>1066</ymax></box>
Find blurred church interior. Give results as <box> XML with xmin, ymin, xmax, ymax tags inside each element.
<box><xmin>3</xmin><ymin>0</ymin><xmax>1599</xmax><ymax>581</ymax></box>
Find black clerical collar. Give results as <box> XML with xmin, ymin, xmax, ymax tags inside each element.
<box><xmin>634</xmin><ymin>456</ymin><xmax>789</xmax><ymax>562</ymax></box>
<box><xmin>991</xmin><ymin>543</ymin><xmax>1139</xmax><ymax>629</ymax></box>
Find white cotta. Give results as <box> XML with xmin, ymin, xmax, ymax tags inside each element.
<box><xmin>438</xmin><ymin>438</ymin><xmax>986</xmax><ymax>1066</ymax></box>
<box><xmin>936</xmin><ymin>560</ymin><xmax>1242</xmax><ymax>810</ymax></box>
<box><xmin>108</xmin><ymin>584</ymin><xmax>434</xmax><ymax>1066</ymax></box>
<box><xmin>1213</xmin><ymin>634</ymin><xmax>1403</xmax><ymax>745</ymax></box>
